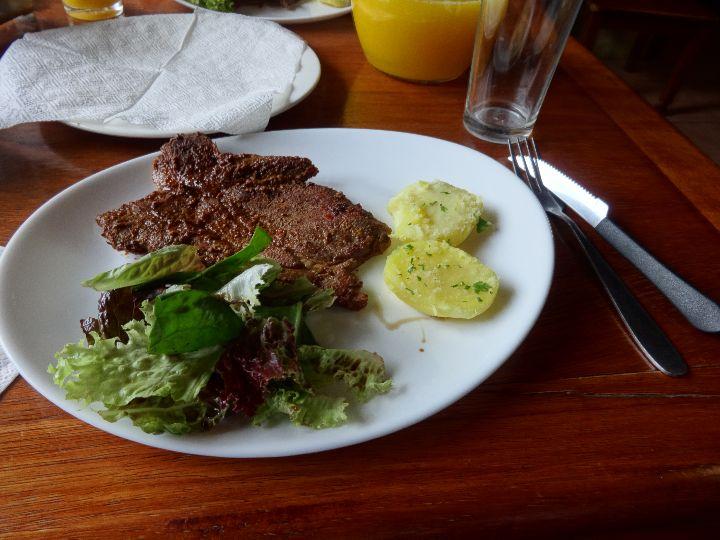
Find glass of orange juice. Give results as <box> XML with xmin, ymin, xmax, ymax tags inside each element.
<box><xmin>353</xmin><ymin>0</ymin><xmax>482</xmax><ymax>83</ymax></box>
<box><xmin>62</xmin><ymin>0</ymin><xmax>123</xmax><ymax>22</ymax></box>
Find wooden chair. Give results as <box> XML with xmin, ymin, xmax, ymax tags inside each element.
<box><xmin>579</xmin><ymin>0</ymin><xmax>720</xmax><ymax>113</ymax></box>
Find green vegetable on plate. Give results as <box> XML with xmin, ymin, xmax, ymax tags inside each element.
<box><xmin>50</xmin><ymin>227</ymin><xmax>391</xmax><ymax>435</ymax></box>
<box><xmin>187</xmin><ymin>0</ymin><xmax>235</xmax><ymax>12</ymax></box>
<box><xmin>81</xmin><ymin>245</ymin><xmax>204</xmax><ymax>291</ymax></box>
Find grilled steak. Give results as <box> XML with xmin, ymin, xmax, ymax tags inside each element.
<box><xmin>152</xmin><ymin>131</ymin><xmax>318</xmax><ymax>192</ymax></box>
<box><xmin>97</xmin><ymin>134</ymin><xmax>391</xmax><ymax>310</ymax></box>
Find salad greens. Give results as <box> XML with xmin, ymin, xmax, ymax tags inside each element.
<box><xmin>185</xmin><ymin>0</ymin><xmax>351</xmax><ymax>13</ymax></box>
<box><xmin>189</xmin><ymin>228</ymin><xmax>271</xmax><ymax>291</ymax></box>
<box><xmin>217</xmin><ymin>262</ymin><xmax>280</xmax><ymax>316</ymax></box>
<box><xmin>298</xmin><ymin>346</ymin><xmax>393</xmax><ymax>402</ymax></box>
<box><xmin>148</xmin><ymin>290</ymin><xmax>244</xmax><ymax>355</ymax></box>
<box><xmin>50</xmin><ymin>319</ymin><xmax>221</xmax><ymax>435</ymax></box>
<box><xmin>253</xmin><ymin>386</ymin><xmax>348</xmax><ymax>429</ymax></box>
<box><xmin>81</xmin><ymin>245</ymin><xmax>204</xmax><ymax>291</ymax></box>
<box><xmin>50</xmin><ymin>228</ymin><xmax>391</xmax><ymax>435</ymax></box>
<box><xmin>187</xmin><ymin>0</ymin><xmax>235</xmax><ymax>12</ymax></box>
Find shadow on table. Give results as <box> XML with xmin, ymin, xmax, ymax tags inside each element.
<box><xmin>268</xmin><ymin>58</ymin><xmax>350</xmax><ymax>130</ymax></box>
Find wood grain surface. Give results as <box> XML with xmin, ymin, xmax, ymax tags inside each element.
<box><xmin>1</xmin><ymin>1</ymin><xmax>720</xmax><ymax>538</ymax></box>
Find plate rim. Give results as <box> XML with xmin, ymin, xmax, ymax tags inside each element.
<box><xmin>0</xmin><ymin>128</ymin><xmax>554</xmax><ymax>458</ymax></box>
<box><xmin>62</xmin><ymin>46</ymin><xmax>321</xmax><ymax>139</ymax></box>
<box><xmin>174</xmin><ymin>0</ymin><xmax>352</xmax><ymax>24</ymax></box>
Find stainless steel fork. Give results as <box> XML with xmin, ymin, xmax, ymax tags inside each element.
<box><xmin>508</xmin><ymin>137</ymin><xmax>688</xmax><ymax>377</ymax></box>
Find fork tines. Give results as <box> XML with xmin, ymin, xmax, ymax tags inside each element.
<box><xmin>508</xmin><ymin>137</ymin><xmax>543</xmax><ymax>192</ymax></box>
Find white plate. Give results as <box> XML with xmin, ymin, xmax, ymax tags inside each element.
<box><xmin>63</xmin><ymin>47</ymin><xmax>321</xmax><ymax>139</ymax></box>
<box><xmin>174</xmin><ymin>0</ymin><xmax>352</xmax><ymax>24</ymax></box>
<box><xmin>0</xmin><ymin>129</ymin><xmax>553</xmax><ymax>458</ymax></box>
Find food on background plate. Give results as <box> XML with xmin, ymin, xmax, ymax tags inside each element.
<box><xmin>98</xmin><ymin>134</ymin><xmax>391</xmax><ymax>310</ymax></box>
<box><xmin>384</xmin><ymin>240</ymin><xmax>498</xmax><ymax>319</ymax></box>
<box><xmin>388</xmin><ymin>180</ymin><xmax>486</xmax><ymax>246</ymax></box>
<box><xmin>50</xmin><ymin>229</ymin><xmax>392</xmax><ymax>436</ymax></box>
<box><xmin>384</xmin><ymin>180</ymin><xmax>499</xmax><ymax>319</ymax></box>
<box><xmin>187</xmin><ymin>0</ymin><xmax>349</xmax><ymax>12</ymax></box>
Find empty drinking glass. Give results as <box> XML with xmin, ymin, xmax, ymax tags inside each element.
<box><xmin>464</xmin><ymin>0</ymin><xmax>583</xmax><ymax>143</ymax></box>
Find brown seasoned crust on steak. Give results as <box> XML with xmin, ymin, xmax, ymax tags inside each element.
<box><xmin>152</xmin><ymin>133</ymin><xmax>318</xmax><ymax>192</ymax></box>
<box><xmin>98</xmin><ymin>134</ymin><xmax>390</xmax><ymax>310</ymax></box>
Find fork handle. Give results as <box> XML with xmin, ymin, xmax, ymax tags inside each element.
<box><xmin>596</xmin><ymin>218</ymin><xmax>720</xmax><ymax>333</ymax></box>
<box><xmin>559</xmin><ymin>216</ymin><xmax>688</xmax><ymax>376</ymax></box>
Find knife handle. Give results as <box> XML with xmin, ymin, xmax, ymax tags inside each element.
<box><xmin>559</xmin><ymin>216</ymin><xmax>688</xmax><ymax>376</ymax></box>
<box><xmin>596</xmin><ymin>218</ymin><xmax>720</xmax><ymax>333</ymax></box>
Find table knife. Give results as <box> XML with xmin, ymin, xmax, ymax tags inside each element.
<box><xmin>537</xmin><ymin>159</ymin><xmax>720</xmax><ymax>333</ymax></box>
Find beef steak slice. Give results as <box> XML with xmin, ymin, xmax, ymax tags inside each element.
<box><xmin>98</xmin><ymin>134</ymin><xmax>390</xmax><ymax>310</ymax></box>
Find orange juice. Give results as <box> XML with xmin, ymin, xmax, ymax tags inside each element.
<box><xmin>63</xmin><ymin>0</ymin><xmax>123</xmax><ymax>21</ymax></box>
<box><xmin>353</xmin><ymin>0</ymin><xmax>482</xmax><ymax>82</ymax></box>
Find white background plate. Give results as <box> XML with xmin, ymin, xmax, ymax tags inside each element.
<box><xmin>174</xmin><ymin>0</ymin><xmax>352</xmax><ymax>24</ymax></box>
<box><xmin>0</xmin><ymin>129</ymin><xmax>553</xmax><ymax>458</ymax></box>
<box><xmin>63</xmin><ymin>47</ymin><xmax>321</xmax><ymax>139</ymax></box>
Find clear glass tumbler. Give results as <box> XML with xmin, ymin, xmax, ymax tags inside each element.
<box><xmin>62</xmin><ymin>0</ymin><xmax>123</xmax><ymax>22</ymax></box>
<box><xmin>464</xmin><ymin>0</ymin><xmax>583</xmax><ymax>143</ymax></box>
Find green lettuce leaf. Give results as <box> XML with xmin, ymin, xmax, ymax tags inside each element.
<box><xmin>99</xmin><ymin>398</ymin><xmax>208</xmax><ymax>435</ymax></box>
<box><xmin>252</xmin><ymin>385</ymin><xmax>348</xmax><ymax>429</ymax></box>
<box><xmin>216</xmin><ymin>262</ymin><xmax>281</xmax><ymax>317</ymax></box>
<box><xmin>148</xmin><ymin>290</ymin><xmax>243</xmax><ymax>355</ymax></box>
<box><xmin>50</xmin><ymin>319</ymin><xmax>221</xmax><ymax>407</ymax></box>
<box><xmin>260</xmin><ymin>275</ymin><xmax>335</xmax><ymax>310</ymax></box>
<box><xmin>82</xmin><ymin>245</ymin><xmax>204</xmax><ymax>292</ymax></box>
<box><xmin>189</xmin><ymin>228</ymin><xmax>271</xmax><ymax>291</ymax></box>
<box><xmin>50</xmin><ymin>318</ymin><xmax>222</xmax><ymax>434</ymax></box>
<box><xmin>255</xmin><ymin>302</ymin><xmax>302</xmax><ymax>335</ymax></box>
<box><xmin>260</xmin><ymin>276</ymin><xmax>316</xmax><ymax>304</ymax></box>
<box><xmin>298</xmin><ymin>345</ymin><xmax>392</xmax><ymax>402</ymax></box>
<box><xmin>304</xmin><ymin>288</ymin><xmax>336</xmax><ymax>312</ymax></box>
<box><xmin>254</xmin><ymin>302</ymin><xmax>319</xmax><ymax>345</ymax></box>
<box><xmin>188</xmin><ymin>0</ymin><xmax>235</xmax><ymax>11</ymax></box>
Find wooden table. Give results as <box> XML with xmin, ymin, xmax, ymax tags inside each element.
<box><xmin>2</xmin><ymin>2</ymin><xmax>720</xmax><ymax>537</ymax></box>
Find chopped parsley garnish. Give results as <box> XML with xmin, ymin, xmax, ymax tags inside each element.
<box><xmin>476</xmin><ymin>216</ymin><xmax>491</xmax><ymax>233</ymax></box>
<box><xmin>440</xmin><ymin>191</ymin><xmax>451</xmax><ymax>195</ymax></box>
<box><xmin>472</xmin><ymin>281</ymin><xmax>492</xmax><ymax>293</ymax></box>
<box><xmin>451</xmin><ymin>281</ymin><xmax>472</xmax><ymax>290</ymax></box>
<box><xmin>450</xmin><ymin>281</ymin><xmax>492</xmax><ymax>294</ymax></box>
<box><xmin>439</xmin><ymin>203</ymin><xmax>448</xmax><ymax>213</ymax></box>
<box><xmin>404</xmin><ymin>244</ymin><xmax>414</xmax><ymax>252</ymax></box>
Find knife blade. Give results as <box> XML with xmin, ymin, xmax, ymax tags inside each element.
<box><xmin>524</xmin><ymin>158</ymin><xmax>720</xmax><ymax>333</ymax></box>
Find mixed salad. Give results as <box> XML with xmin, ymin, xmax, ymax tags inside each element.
<box><xmin>49</xmin><ymin>228</ymin><xmax>391</xmax><ymax>435</ymax></box>
<box><xmin>188</xmin><ymin>0</ymin><xmax>350</xmax><ymax>13</ymax></box>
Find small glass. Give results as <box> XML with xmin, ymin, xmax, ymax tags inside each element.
<box><xmin>62</xmin><ymin>0</ymin><xmax>123</xmax><ymax>22</ymax></box>
<box><xmin>464</xmin><ymin>0</ymin><xmax>583</xmax><ymax>143</ymax></box>
<box><xmin>353</xmin><ymin>0</ymin><xmax>482</xmax><ymax>83</ymax></box>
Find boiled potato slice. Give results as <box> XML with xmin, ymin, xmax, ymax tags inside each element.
<box><xmin>388</xmin><ymin>180</ymin><xmax>484</xmax><ymax>246</ymax></box>
<box><xmin>384</xmin><ymin>240</ymin><xmax>499</xmax><ymax>319</ymax></box>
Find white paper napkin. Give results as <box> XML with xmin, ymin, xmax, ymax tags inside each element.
<box><xmin>0</xmin><ymin>12</ymin><xmax>306</xmax><ymax>134</ymax></box>
<box><xmin>0</xmin><ymin>247</ymin><xmax>19</xmax><ymax>396</ymax></box>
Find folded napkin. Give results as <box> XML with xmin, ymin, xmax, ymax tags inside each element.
<box><xmin>0</xmin><ymin>12</ymin><xmax>305</xmax><ymax>134</ymax></box>
<box><xmin>0</xmin><ymin>247</ymin><xmax>19</xmax><ymax>397</ymax></box>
